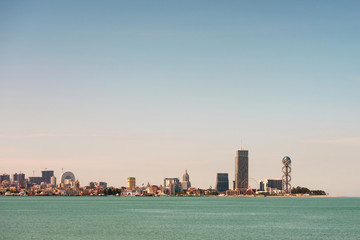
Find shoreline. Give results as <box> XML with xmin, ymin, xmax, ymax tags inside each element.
<box><xmin>0</xmin><ymin>194</ymin><xmax>346</xmax><ymax>198</ymax></box>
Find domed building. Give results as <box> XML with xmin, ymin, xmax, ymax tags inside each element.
<box><xmin>181</xmin><ymin>169</ymin><xmax>191</xmax><ymax>191</ymax></box>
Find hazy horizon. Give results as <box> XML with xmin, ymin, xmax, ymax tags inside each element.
<box><xmin>1</xmin><ymin>1</ymin><xmax>359</xmax><ymax>196</ymax></box>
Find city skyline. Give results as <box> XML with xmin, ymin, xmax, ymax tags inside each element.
<box><xmin>0</xmin><ymin>150</ymin><xmax>332</xmax><ymax>195</ymax></box>
<box><xmin>1</xmin><ymin>1</ymin><xmax>360</xmax><ymax>196</ymax></box>
<box><xmin>1</xmin><ymin>149</ymin><xmax>257</xmax><ymax>189</ymax></box>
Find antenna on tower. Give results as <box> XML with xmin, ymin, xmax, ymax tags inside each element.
<box><xmin>62</xmin><ymin>168</ymin><xmax>64</xmax><ymax>174</ymax></box>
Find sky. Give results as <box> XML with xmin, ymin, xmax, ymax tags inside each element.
<box><xmin>1</xmin><ymin>1</ymin><xmax>359</xmax><ymax>196</ymax></box>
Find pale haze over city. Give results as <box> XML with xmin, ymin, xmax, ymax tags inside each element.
<box><xmin>1</xmin><ymin>1</ymin><xmax>359</xmax><ymax>197</ymax></box>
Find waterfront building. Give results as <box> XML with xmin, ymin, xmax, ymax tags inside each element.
<box><xmin>98</xmin><ymin>181</ymin><xmax>107</xmax><ymax>189</ymax></box>
<box><xmin>64</xmin><ymin>178</ymin><xmax>74</xmax><ymax>188</ymax></box>
<box><xmin>169</xmin><ymin>182</ymin><xmax>181</xmax><ymax>195</ymax></box>
<box><xmin>89</xmin><ymin>182</ymin><xmax>95</xmax><ymax>188</ymax></box>
<box><xmin>164</xmin><ymin>177</ymin><xmax>179</xmax><ymax>187</ymax></box>
<box><xmin>12</xmin><ymin>173</ymin><xmax>25</xmax><ymax>184</ymax></box>
<box><xmin>164</xmin><ymin>178</ymin><xmax>180</xmax><ymax>195</ymax></box>
<box><xmin>0</xmin><ymin>174</ymin><xmax>10</xmax><ymax>184</ymax></box>
<box><xmin>259</xmin><ymin>179</ymin><xmax>282</xmax><ymax>194</ymax></box>
<box><xmin>12</xmin><ymin>173</ymin><xmax>18</xmax><ymax>183</ymax></box>
<box><xmin>181</xmin><ymin>169</ymin><xmax>191</xmax><ymax>191</ymax></box>
<box><xmin>235</xmin><ymin>149</ymin><xmax>248</xmax><ymax>192</ymax></box>
<box><xmin>75</xmin><ymin>179</ymin><xmax>80</xmax><ymax>189</ymax></box>
<box><xmin>215</xmin><ymin>173</ymin><xmax>229</xmax><ymax>193</ymax></box>
<box><xmin>145</xmin><ymin>182</ymin><xmax>151</xmax><ymax>194</ymax></box>
<box><xmin>28</xmin><ymin>176</ymin><xmax>42</xmax><ymax>185</ymax></box>
<box><xmin>41</xmin><ymin>170</ymin><xmax>54</xmax><ymax>184</ymax></box>
<box><xmin>226</xmin><ymin>190</ymin><xmax>241</xmax><ymax>196</ymax></box>
<box><xmin>50</xmin><ymin>176</ymin><xmax>56</xmax><ymax>186</ymax></box>
<box><xmin>127</xmin><ymin>177</ymin><xmax>136</xmax><ymax>190</ymax></box>
<box><xmin>146</xmin><ymin>184</ymin><xmax>158</xmax><ymax>195</ymax></box>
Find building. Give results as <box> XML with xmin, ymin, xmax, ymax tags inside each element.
<box><xmin>12</xmin><ymin>173</ymin><xmax>18</xmax><ymax>183</ymax></box>
<box><xmin>74</xmin><ymin>179</ymin><xmax>80</xmax><ymax>189</ymax></box>
<box><xmin>12</xmin><ymin>173</ymin><xmax>25</xmax><ymax>184</ymax></box>
<box><xmin>146</xmin><ymin>184</ymin><xmax>158</xmax><ymax>195</ymax></box>
<box><xmin>164</xmin><ymin>178</ymin><xmax>179</xmax><ymax>187</ymax></box>
<box><xmin>169</xmin><ymin>182</ymin><xmax>181</xmax><ymax>195</ymax></box>
<box><xmin>235</xmin><ymin>149</ymin><xmax>248</xmax><ymax>192</ymax></box>
<box><xmin>0</xmin><ymin>174</ymin><xmax>10</xmax><ymax>184</ymax></box>
<box><xmin>50</xmin><ymin>176</ymin><xmax>57</xmax><ymax>186</ymax></box>
<box><xmin>259</xmin><ymin>179</ymin><xmax>282</xmax><ymax>193</ymax></box>
<box><xmin>127</xmin><ymin>177</ymin><xmax>136</xmax><ymax>190</ymax></box>
<box><xmin>28</xmin><ymin>177</ymin><xmax>42</xmax><ymax>185</ymax></box>
<box><xmin>226</xmin><ymin>190</ymin><xmax>241</xmax><ymax>196</ymax></box>
<box><xmin>41</xmin><ymin>170</ymin><xmax>54</xmax><ymax>184</ymax></box>
<box><xmin>216</xmin><ymin>173</ymin><xmax>229</xmax><ymax>193</ymax></box>
<box><xmin>181</xmin><ymin>169</ymin><xmax>191</xmax><ymax>191</ymax></box>
<box><xmin>164</xmin><ymin>178</ymin><xmax>180</xmax><ymax>195</ymax></box>
<box><xmin>98</xmin><ymin>181</ymin><xmax>107</xmax><ymax>189</ymax></box>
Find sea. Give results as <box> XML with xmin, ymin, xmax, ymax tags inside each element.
<box><xmin>0</xmin><ymin>196</ymin><xmax>359</xmax><ymax>240</ymax></box>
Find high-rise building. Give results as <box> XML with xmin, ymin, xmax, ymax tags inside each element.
<box><xmin>164</xmin><ymin>178</ymin><xmax>179</xmax><ymax>187</ymax></box>
<box><xmin>50</xmin><ymin>176</ymin><xmax>57</xmax><ymax>186</ymax></box>
<box><xmin>216</xmin><ymin>173</ymin><xmax>229</xmax><ymax>193</ymax></box>
<box><xmin>169</xmin><ymin>182</ymin><xmax>181</xmax><ymax>195</ymax></box>
<box><xmin>164</xmin><ymin>178</ymin><xmax>180</xmax><ymax>194</ymax></box>
<box><xmin>259</xmin><ymin>179</ymin><xmax>282</xmax><ymax>192</ymax></box>
<box><xmin>41</xmin><ymin>170</ymin><xmax>54</xmax><ymax>184</ymax></box>
<box><xmin>12</xmin><ymin>173</ymin><xmax>18</xmax><ymax>182</ymax></box>
<box><xmin>181</xmin><ymin>169</ymin><xmax>191</xmax><ymax>191</ymax></box>
<box><xmin>0</xmin><ymin>174</ymin><xmax>10</xmax><ymax>184</ymax></box>
<box><xmin>28</xmin><ymin>177</ymin><xmax>42</xmax><ymax>185</ymax></box>
<box><xmin>127</xmin><ymin>177</ymin><xmax>136</xmax><ymax>190</ymax></box>
<box><xmin>235</xmin><ymin>149</ymin><xmax>248</xmax><ymax>192</ymax></box>
<box><xmin>12</xmin><ymin>173</ymin><xmax>25</xmax><ymax>184</ymax></box>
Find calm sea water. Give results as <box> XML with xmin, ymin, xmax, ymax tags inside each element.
<box><xmin>0</xmin><ymin>196</ymin><xmax>359</xmax><ymax>240</ymax></box>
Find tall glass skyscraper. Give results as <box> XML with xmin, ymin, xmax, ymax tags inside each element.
<box><xmin>235</xmin><ymin>150</ymin><xmax>248</xmax><ymax>192</ymax></box>
<box><xmin>215</xmin><ymin>173</ymin><xmax>229</xmax><ymax>193</ymax></box>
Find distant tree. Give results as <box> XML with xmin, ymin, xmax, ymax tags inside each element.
<box><xmin>292</xmin><ymin>186</ymin><xmax>311</xmax><ymax>194</ymax></box>
<box><xmin>292</xmin><ymin>186</ymin><xmax>326</xmax><ymax>195</ymax></box>
<box><xmin>107</xmin><ymin>188</ymin><xmax>113</xmax><ymax>195</ymax></box>
<box><xmin>205</xmin><ymin>191</ymin><xmax>218</xmax><ymax>196</ymax></box>
<box><xmin>310</xmin><ymin>190</ymin><xmax>326</xmax><ymax>195</ymax></box>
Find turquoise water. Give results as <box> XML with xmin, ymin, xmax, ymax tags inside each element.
<box><xmin>0</xmin><ymin>197</ymin><xmax>359</xmax><ymax>240</ymax></box>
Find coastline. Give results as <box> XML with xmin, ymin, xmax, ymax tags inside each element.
<box><xmin>0</xmin><ymin>194</ymin><xmax>345</xmax><ymax>197</ymax></box>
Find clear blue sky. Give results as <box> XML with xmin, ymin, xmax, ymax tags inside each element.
<box><xmin>1</xmin><ymin>1</ymin><xmax>359</xmax><ymax>196</ymax></box>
